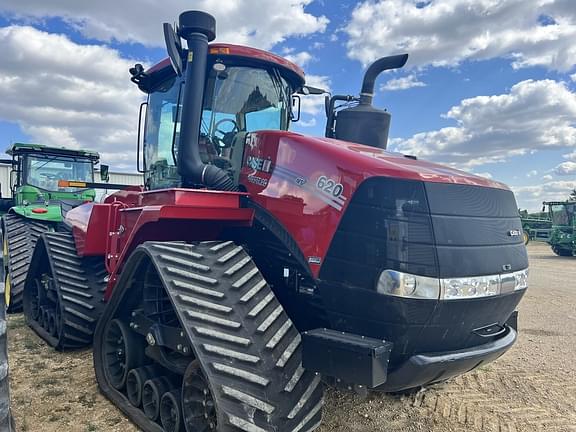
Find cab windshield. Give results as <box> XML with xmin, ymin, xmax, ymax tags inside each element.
<box><xmin>144</xmin><ymin>62</ymin><xmax>292</xmax><ymax>187</ymax></box>
<box><xmin>550</xmin><ymin>204</ymin><xmax>575</xmax><ymax>226</ymax></box>
<box><xmin>25</xmin><ymin>155</ymin><xmax>94</xmax><ymax>192</ymax></box>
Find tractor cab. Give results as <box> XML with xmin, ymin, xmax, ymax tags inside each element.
<box><xmin>7</xmin><ymin>143</ymin><xmax>99</xmax><ymax>200</ymax></box>
<box><xmin>546</xmin><ymin>201</ymin><xmax>575</xmax><ymax>227</ymax></box>
<box><xmin>136</xmin><ymin>44</ymin><xmax>305</xmax><ymax>190</ymax></box>
<box><xmin>543</xmin><ymin>201</ymin><xmax>576</xmax><ymax>256</ymax></box>
<box><xmin>4</xmin><ymin>143</ymin><xmax>99</xmax><ymax>221</ymax></box>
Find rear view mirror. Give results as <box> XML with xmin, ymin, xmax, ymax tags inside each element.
<box><xmin>163</xmin><ymin>23</ymin><xmax>183</xmax><ymax>76</ymax></box>
<box><xmin>291</xmin><ymin>95</ymin><xmax>301</xmax><ymax>122</ymax></box>
<box><xmin>100</xmin><ymin>164</ymin><xmax>110</xmax><ymax>182</ymax></box>
<box><xmin>299</xmin><ymin>85</ymin><xmax>325</xmax><ymax>95</ymax></box>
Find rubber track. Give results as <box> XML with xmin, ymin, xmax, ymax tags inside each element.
<box><xmin>3</xmin><ymin>213</ymin><xmax>51</xmax><ymax>312</ymax></box>
<box><xmin>0</xmin><ymin>283</ymin><xmax>14</xmax><ymax>431</ymax></box>
<box><xmin>95</xmin><ymin>241</ymin><xmax>324</xmax><ymax>432</ymax></box>
<box><xmin>24</xmin><ymin>231</ymin><xmax>107</xmax><ymax>350</ymax></box>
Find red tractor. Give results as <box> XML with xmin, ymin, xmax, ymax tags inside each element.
<box><xmin>22</xmin><ymin>10</ymin><xmax>528</xmax><ymax>432</ymax></box>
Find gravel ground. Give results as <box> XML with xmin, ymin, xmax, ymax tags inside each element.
<box><xmin>7</xmin><ymin>242</ymin><xmax>576</xmax><ymax>432</ymax></box>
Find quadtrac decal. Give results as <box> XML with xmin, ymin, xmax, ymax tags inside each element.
<box><xmin>247</xmin><ymin>174</ymin><xmax>269</xmax><ymax>187</ymax></box>
<box><xmin>273</xmin><ymin>165</ymin><xmax>347</xmax><ymax>211</ymax></box>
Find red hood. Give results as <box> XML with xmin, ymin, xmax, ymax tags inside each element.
<box><xmin>279</xmin><ymin>131</ymin><xmax>508</xmax><ymax>190</ymax></box>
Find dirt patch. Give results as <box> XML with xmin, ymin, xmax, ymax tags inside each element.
<box><xmin>7</xmin><ymin>242</ymin><xmax>576</xmax><ymax>432</ymax></box>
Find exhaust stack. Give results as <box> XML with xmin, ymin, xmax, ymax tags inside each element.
<box><xmin>332</xmin><ymin>54</ymin><xmax>408</xmax><ymax>150</ymax></box>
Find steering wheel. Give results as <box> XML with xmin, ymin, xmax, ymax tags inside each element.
<box><xmin>213</xmin><ymin>118</ymin><xmax>239</xmax><ymax>149</ymax></box>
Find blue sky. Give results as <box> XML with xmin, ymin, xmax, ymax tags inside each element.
<box><xmin>0</xmin><ymin>0</ymin><xmax>575</xmax><ymax>211</ymax></box>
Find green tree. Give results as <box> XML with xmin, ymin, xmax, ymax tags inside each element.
<box><xmin>570</xmin><ymin>189</ymin><xmax>576</xmax><ymax>201</ymax></box>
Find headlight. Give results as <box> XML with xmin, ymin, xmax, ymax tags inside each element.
<box><xmin>377</xmin><ymin>269</ymin><xmax>528</xmax><ymax>300</ymax></box>
<box><xmin>377</xmin><ymin>270</ymin><xmax>440</xmax><ymax>299</ymax></box>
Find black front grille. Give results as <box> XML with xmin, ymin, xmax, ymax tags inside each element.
<box><xmin>320</xmin><ymin>177</ymin><xmax>438</xmax><ymax>288</ymax></box>
<box><xmin>319</xmin><ymin>177</ymin><xmax>528</xmax><ymax>288</ymax></box>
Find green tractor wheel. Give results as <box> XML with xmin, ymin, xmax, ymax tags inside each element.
<box><xmin>523</xmin><ymin>231</ymin><xmax>530</xmax><ymax>245</ymax></box>
<box><xmin>552</xmin><ymin>246</ymin><xmax>573</xmax><ymax>257</ymax></box>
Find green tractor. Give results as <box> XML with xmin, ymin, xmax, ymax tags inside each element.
<box><xmin>1</xmin><ymin>143</ymin><xmax>101</xmax><ymax>312</ymax></box>
<box><xmin>543</xmin><ymin>200</ymin><xmax>576</xmax><ymax>256</ymax></box>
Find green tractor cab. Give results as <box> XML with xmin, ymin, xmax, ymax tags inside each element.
<box><xmin>543</xmin><ymin>201</ymin><xmax>576</xmax><ymax>257</ymax></box>
<box><xmin>1</xmin><ymin>143</ymin><xmax>100</xmax><ymax>311</ymax></box>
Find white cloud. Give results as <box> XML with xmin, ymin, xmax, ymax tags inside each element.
<box><xmin>542</xmin><ymin>174</ymin><xmax>553</xmax><ymax>181</ymax></box>
<box><xmin>0</xmin><ymin>0</ymin><xmax>328</xmax><ymax>50</ymax></box>
<box><xmin>381</xmin><ymin>74</ymin><xmax>426</xmax><ymax>91</ymax></box>
<box><xmin>513</xmin><ymin>180</ymin><xmax>576</xmax><ymax>211</ymax></box>
<box><xmin>0</xmin><ymin>26</ymin><xmax>143</xmax><ymax>170</ymax></box>
<box><xmin>565</xmin><ymin>150</ymin><xmax>576</xmax><ymax>161</ymax></box>
<box><xmin>345</xmin><ymin>0</ymin><xmax>576</xmax><ymax>71</ymax></box>
<box><xmin>390</xmin><ymin>79</ymin><xmax>576</xmax><ymax>168</ymax></box>
<box><xmin>284</xmin><ymin>51</ymin><xmax>314</xmax><ymax>67</ymax></box>
<box><xmin>555</xmin><ymin>161</ymin><xmax>576</xmax><ymax>175</ymax></box>
<box><xmin>571</xmin><ymin>73</ymin><xmax>576</xmax><ymax>82</ymax></box>
<box><xmin>526</xmin><ymin>170</ymin><xmax>538</xmax><ymax>177</ymax></box>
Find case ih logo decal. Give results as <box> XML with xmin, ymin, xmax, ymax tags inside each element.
<box><xmin>247</xmin><ymin>156</ymin><xmax>273</xmax><ymax>173</ymax></box>
<box><xmin>508</xmin><ymin>229</ymin><xmax>521</xmax><ymax>237</ymax></box>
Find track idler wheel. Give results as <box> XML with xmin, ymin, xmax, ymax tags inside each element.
<box><xmin>142</xmin><ymin>377</ymin><xmax>173</xmax><ymax>421</ymax></box>
<box><xmin>103</xmin><ymin>319</ymin><xmax>145</xmax><ymax>390</ymax></box>
<box><xmin>161</xmin><ymin>390</ymin><xmax>183</xmax><ymax>432</ymax></box>
<box><xmin>126</xmin><ymin>365</ymin><xmax>158</xmax><ymax>407</ymax></box>
<box><xmin>182</xmin><ymin>360</ymin><xmax>215</xmax><ymax>432</ymax></box>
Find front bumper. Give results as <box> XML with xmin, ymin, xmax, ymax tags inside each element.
<box><xmin>302</xmin><ymin>311</ymin><xmax>518</xmax><ymax>391</ymax></box>
<box><xmin>377</xmin><ymin>318</ymin><xmax>517</xmax><ymax>392</ymax></box>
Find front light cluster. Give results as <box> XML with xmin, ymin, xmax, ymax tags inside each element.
<box><xmin>377</xmin><ymin>269</ymin><xmax>529</xmax><ymax>300</ymax></box>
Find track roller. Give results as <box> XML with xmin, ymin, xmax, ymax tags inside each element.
<box><xmin>2</xmin><ymin>213</ymin><xmax>51</xmax><ymax>312</ymax></box>
<box><xmin>23</xmin><ymin>231</ymin><xmax>107</xmax><ymax>350</ymax></box>
<box><xmin>127</xmin><ymin>366</ymin><xmax>159</xmax><ymax>407</ymax></box>
<box><xmin>161</xmin><ymin>389</ymin><xmax>183</xmax><ymax>432</ymax></box>
<box><xmin>94</xmin><ymin>240</ymin><xmax>324</xmax><ymax>432</ymax></box>
<box><xmin>142</xmin><ymin>377</ymin><xmax>174</xmax><ymax>421</ymax></box>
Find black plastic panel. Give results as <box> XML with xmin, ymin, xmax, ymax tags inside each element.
<box><xmin>320</xmin><ymin>177</ymin><xmax>528</xmax><ymax>285</ymax></box>
<box><xmin>425</xmin><ymin>183</ymin><xmax>519</xmax><ymax>217</ymax></box>
<box><xmin>320</xmin><ymin>177</ymin><xmax>438</xmax><ymax>288</ymax></box>
<box><xmin>302</xmin><ymin>328</ymin><xmax>393</xmax><ymax>387</ymax></box>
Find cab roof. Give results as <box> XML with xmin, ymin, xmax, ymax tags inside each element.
<box><xmin>139</xmin><ymin>43</ymin><xmax>305</xmax><ymax>93</ymax></box>
<box><xmin>6</xmin><ymin>143</ymin><xmax>100</xmax><ymax>161</ymax></box>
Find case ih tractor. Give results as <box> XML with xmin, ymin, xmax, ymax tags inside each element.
<box><xmin>1</xmin><ymin>143</ymin><xmax>101</xmax><ymax>312</ymax></box>
<box><xmin>543</xmin><ymin>200</ymin><xmax>575</xmax><ymax>256</ymax></box>
<box><xmin>21</xmin><ymin>11</ymin><xmax>528</xmax><ymax>432</ymax></box>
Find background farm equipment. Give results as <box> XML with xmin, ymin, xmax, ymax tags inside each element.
<box><xmin>542</xmin><ymin>201</ymin><xmax>576</xmax><ymax>256</ymax></box>
<box><xmin>0</xmin><ymin>143</ymin><xmax>103</xmax><ymax>312</ymax></box>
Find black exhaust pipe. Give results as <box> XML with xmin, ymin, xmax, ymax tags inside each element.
<box><xmin>359</xmin><ymin>54</ymin><xmax>409</xmax><ymax>105</ymax></box>
<box><xmin>175</xmin><ymin>11</ymin><xmax>237</xmax><ymax>190</ymax></box>
<box><xmin>331</xmin><ymin>54</ymin><xmax>408</xmax><ymax>150</ymax></box>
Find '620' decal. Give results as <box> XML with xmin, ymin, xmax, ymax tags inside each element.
<box><xmin>316</xmin><ymin>175</ymin><xmax>344</xmax><ymax>198</ymax></box>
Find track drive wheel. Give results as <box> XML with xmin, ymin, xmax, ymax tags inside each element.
<box><xmin>94</xmin><ymin>240</ymin><xmax>324</xmax><ymax>432</ymax></box>
<box><xmin>2</xmin><ymin>213</ymin><xmax>51</xmax><ymax>312</ymax></box>
<box><xmin>23</xmin><ymin>232</ymin><xmax>107</xmax><ymax>350</ymax></box>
